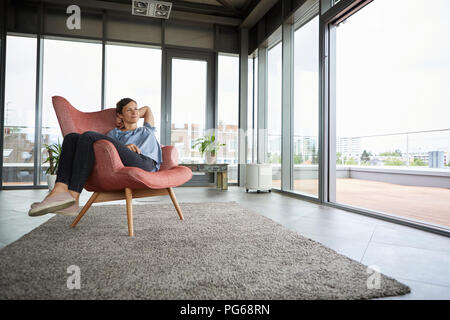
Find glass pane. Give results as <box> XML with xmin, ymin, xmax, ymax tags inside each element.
<box><xmin>293</xmin><ymin>16</ymin><xmax>319</xmax><ymax>198</ymax></box>
<box><xmin>267</xmin><ymin>42</ymin><xmax>282</xmax><ymax>189</ymax></box>
<box><xmin>254</xmin><ymin>56</ymin><xmax>258</xmax><ymax>163</ymax></box>
<box><xmin>106</xmin><ymin>44</ymin><xmax>162</xmax><ymax>141</ymax></box>
<box><xmin>42</xmin><ymin>38</ymin><xmax>102</xmax><ymax>184</ymax></box>
<box><xmin>247</xmin><ymin>56</ymin><xmax>254</xmax><ymax>164</ymax></box>
<box><xmin>247</xmin><ymin>54</ymin><xmax>258</xmax><ymax>165</ymax></box>
<box><xmin>217</xmin><ymin>54</ymin><xmax>239</xmax><ymax>183</ymax></box>
<box><xmin>171</xmin><ymin>58</ymin><xmax>207</xmax><ymax>163</ymax></box>
<box><xmin>321</xmin><ymin>0</ymin><xmax>332</xmax><ymax>14</ymax></box>
<box><xmin>335</xmin><ymin>0</ymin><xmax>450</xmax><ymax>228</ymax></box>
<box><xmin>3</xmin><ymin>36</ymin><xmax>36</xmax><ymax>186</ymax></box>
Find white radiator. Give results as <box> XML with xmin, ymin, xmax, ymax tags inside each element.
<box><xmin>245</xmin><ymin>164</ymin><xmax>272</xmax><ymax>193</ymax></box>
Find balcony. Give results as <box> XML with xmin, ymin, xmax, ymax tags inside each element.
<box><xmin>272</xmin><ymin>165</ymin><xmax>450</xmax><ymax>229</ymax></box>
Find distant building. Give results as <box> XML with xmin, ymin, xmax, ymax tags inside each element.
<box><xmin>428</xmin><ymin>151</ymin><xmax>444</xmax><ymax>168</ymax></box>
<box><xmin>293</xmin><ymin>136</ymin><xmax>318</xmax><ymax>162</ymax></box>
<box><xmin>407</xmin><ymin>151</ymin><xmax>450</xmax><ymax>167</ymax></box>
<box><xmin>337</xmin><ymin>137</ymin><xmax>361</xmax><ymax>158</ymax></box>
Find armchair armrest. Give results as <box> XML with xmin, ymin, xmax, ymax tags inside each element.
<box><xmin>160</xmin><ymin>145</ymin><xmax>179</xmax><ymax>171</ymax></box>
<box><xmin>92</xmin><ymin>140</ymin><xmax>124</xmax><ymax>171</ymax></box>
<box><xmin>84</xmin><ymin>139</ymin><xmax>125</xmax><ymax>192</ymax></box>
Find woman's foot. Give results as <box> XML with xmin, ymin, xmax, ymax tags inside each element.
<box><xmin>54</xmin><ymin>202</ymin><xmax>80</xmax><ymax>216</ymax></box>
<box><xmin>28</xmin><ymin>192</ymin><xmax>76</xmax><ymax>217</ymax></box>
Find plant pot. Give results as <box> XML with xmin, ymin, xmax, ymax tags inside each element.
<box><xmin>205</xmin><ymin>153</ymin><xmax>217</xmax><ymax>164</ymax></box>
<box><xmin>47</xmin><ymin>174</ymin><xmax>57</xmax><ymax>191</ymax></box>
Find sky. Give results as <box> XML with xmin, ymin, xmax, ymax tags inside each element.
<box><xmin>336</xmin><ymin>0</ymin><xmax>450</xmax><ymax>138</ymax></box>
<box><xmin>294</xmin><ymin>15</ymin><xmax>319</xmax><ymax>138</ymax></box>
<box><xmin>172</xmin><ymin>58</ymin><xmax>207</xmax><ymax>130</ymax></box>
<box><xmin>4</xmin><ymin>36</ymin><xmax>36</xmax><ymax>131</ymax></box>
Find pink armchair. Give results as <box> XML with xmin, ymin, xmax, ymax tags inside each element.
<box><xmin>52</xmin><ymin>96</ymin><xmax>192</xmax><ymax>236</ymax></box>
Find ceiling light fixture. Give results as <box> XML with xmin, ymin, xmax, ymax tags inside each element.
<box><xmin>132</xmin><ymin>0</ymin><xmax>172</xmax><ymax>19</ymax></box>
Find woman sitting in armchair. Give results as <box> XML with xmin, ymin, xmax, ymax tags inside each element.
<box><xmin>28</xmin><ymin>98</ymin><xmax>162</xmax><ymax>217</ymax></box>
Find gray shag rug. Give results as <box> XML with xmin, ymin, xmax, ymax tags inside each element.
<box><xmin>0</xmin><ymin>201</ymin><xmax>410</xmax><ymax>300</ymax></box>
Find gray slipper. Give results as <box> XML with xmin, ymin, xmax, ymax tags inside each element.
<box><xmin>28</xmin><ymin>192</ymin><xmax>76</xmax><ymax>217</ymax></box>
<box><xmin>54</xmin><ymin>202</ymin><xmax>80</xmax><ymax>216</ymax></box>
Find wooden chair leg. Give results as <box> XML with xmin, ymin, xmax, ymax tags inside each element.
<box><xmin>71</xmin><ymin>192</ymin><xmax>100</xmax><ymax>228</ymax></box>
<box><xmin>125</xmin><ymin>188</ymin><xmax>134</xmax><ymax>237</ymax></box>
<box><xmin>167</xmin><ymin>187</ymin><xmax>184</xmax><ymax>220</ymax></box>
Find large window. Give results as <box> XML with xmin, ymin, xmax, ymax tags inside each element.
<box><xmin>2</xmin><ymin>36</ymin><xmax>37</xmax><ymax>186</ymax></box>
<box><xmin>267</xmin><ymin>42</ymin><xmax>282</xmax><ymax>188</ymax></box>
<box><xmin>217</xmin><ymin>54</ymin><xmax>239</xmax><ymax>182</ymax></box>
<box><xmin>334</xmin><ymin>0</ymin><xmax>450</xmax><ymax>229</ymax></box>
<box><xmin>105</xmin><ymin>43</ymin><xmax>161</xmax><ymax>140</ymax></box>
<box><xmin>42</xmin><ymin>38</ymin><xmax>102</xmax><ymax>183</ymax></box>
<box><xmin>293</xmin><ymin>16</ymin><xmax>319</xmax><ymax>197</ymax></box>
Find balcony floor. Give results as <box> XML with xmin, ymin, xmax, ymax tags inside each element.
<box><xmin>273</xmin><ymin>178</ymin><xmax>450</xmax><ymax>228</ymax></box>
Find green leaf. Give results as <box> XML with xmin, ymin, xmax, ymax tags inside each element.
<box><xmin>43</xmin><ymin>140</ymin><xmax>62</xmax><ymax>175</ymax></box>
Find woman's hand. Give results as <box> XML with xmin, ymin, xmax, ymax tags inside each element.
<box><xmin>125</xmin><ymin>144</ymin><xmax>141</xmax><ymax>154</ymax></box>
<box><xmin>139</xmin><ymin>106</ymin><xmax>155</xmax><ymax>127</ymax></box>
<box><xmin>138</xmin><ymin>106</ymin><xmax>149</xmax><ymax>118</ymax></box>
<box><xmin>115</xmin><ymin>115</ymin><xmax>124</xmax><ymax>129</ymax></box>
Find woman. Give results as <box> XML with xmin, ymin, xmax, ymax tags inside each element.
<box><xmin>28</xmin><ymin>98</ymin><xmax>162</xmax><ymax>217</ymax></box>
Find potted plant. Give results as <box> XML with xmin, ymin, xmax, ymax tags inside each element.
<box><xmin>192</xmin><ymin>133</ymin><xmax>225</xmax><ymax>164</ymax></box>
<box><xmin>43</xmin><ymin>140</ymin><xmax>62</xmax><ymax>191</ymax></box>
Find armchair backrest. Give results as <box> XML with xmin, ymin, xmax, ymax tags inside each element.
<box><xmin>52</xmin><ymin>96</ymin><xmax>116</xmax><ymax>136</ymax></box>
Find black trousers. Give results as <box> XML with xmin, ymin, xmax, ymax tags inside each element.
<box><xmin>55</xmin><ymin>131</ymin><xmax>156</xmax><ymax>193</ymax></box>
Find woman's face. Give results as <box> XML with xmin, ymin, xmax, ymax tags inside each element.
<box><xmin>119</xmin><ymin>101</ymin><xmax>139</xmax><ymax>123</ymax></box>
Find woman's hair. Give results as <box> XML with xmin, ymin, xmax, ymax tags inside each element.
<box><xmin>116</xmin><ymin>98</ymin><xmax>136</xmax><ymax>114</ymax></box>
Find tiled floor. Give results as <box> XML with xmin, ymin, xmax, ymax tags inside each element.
<box><xmin>0</xmin><ymin>186</ymin><xmax>449</xmax><ymax>300</ymax></box>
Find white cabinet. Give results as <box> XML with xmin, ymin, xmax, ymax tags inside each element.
<box><xmin>245</xmin><ymin>164</ymin><xmax>272</xmax><ymax>193</ymax></box>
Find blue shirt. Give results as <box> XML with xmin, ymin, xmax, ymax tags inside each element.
<box><xmin>107</xmin><ymin>122</ymin><xmax>162</xmax><ymax>171</ymax></box>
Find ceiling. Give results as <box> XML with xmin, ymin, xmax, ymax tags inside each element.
<box><xmin>100</xmin><ymin>0</ymin><xmax>260</xmax><ymax>19</ymax></box>
<box><xmin>175</xmin><ymin>0</ymin><xmax>253</xmax><ymax>10</ymax></box>
<box><xmin>34</xmin><ymin>0</ymin><xmax>278</xmax><ymax>28</ymax></box>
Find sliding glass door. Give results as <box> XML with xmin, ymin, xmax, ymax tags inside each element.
<box><xmin>164</xmin><ymin>50</ymin><xmax>214</xmax><ymax>164</ymax></box>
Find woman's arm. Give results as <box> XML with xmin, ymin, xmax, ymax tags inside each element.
<box><xmin>139</xmin><ymin>106</ymin><xmax>155</xmax><ymax>127</ymax></box>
